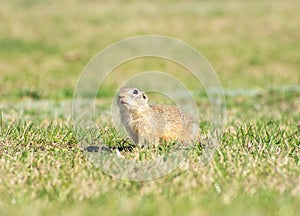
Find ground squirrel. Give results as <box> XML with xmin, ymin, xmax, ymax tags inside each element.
<box><xmin>117</xmin><ymin>87</ymin><xmax>199</xmax><ymax>147</ymax></box>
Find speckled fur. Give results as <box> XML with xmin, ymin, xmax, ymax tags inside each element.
<box><xmin>118</xmin><ymin>87</ymin><xmax>199</xmax><ymax>146</ymax></box>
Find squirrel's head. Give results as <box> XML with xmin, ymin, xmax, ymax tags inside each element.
<box><xmin>118</xmin><ymin>87</ymin><xmax>150</xmax><ymax>111</ymax></box>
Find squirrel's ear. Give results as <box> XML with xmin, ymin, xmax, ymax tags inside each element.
<box><xmin>142</xmin><ymin>93</ymin><xmax>147</xmax><ymax>100</ymax></box>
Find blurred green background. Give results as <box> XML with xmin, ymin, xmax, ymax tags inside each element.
<box><xmin>1</xmin><ymin>0</ymin><xmax>299</xmax><ymax>100</ymax></box>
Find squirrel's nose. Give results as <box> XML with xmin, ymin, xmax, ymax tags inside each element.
<box><xmin>118</xmin><ymin>95</ymin><xmax>124</xmax><ymax>99</ymax></box>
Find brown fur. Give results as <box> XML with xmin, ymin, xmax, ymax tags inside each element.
<box><xmin>118</xmin><ymin>87</ymin><xmax>199</xmax><ymax>146</ymax></box>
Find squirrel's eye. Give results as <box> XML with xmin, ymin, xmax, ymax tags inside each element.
<box><xmin>133</xmin><ymin>89</ymin><xmax>139</xmax><ymax>95</ymax></box>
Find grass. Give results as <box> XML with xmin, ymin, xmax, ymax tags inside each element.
<box><xmin>0</xmin><ymin>0</ymin><xmax>300</xmax><ymax>215</ymax></box>
<box><xmin>0</xmin><ymin>110</ymin><xmax>299</xmax><ymax>216</ymax></box>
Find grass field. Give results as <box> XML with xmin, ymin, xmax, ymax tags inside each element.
<box><xmin>0</xmin><ymin>0</ymin><xmax>300</xmax><ymax>215</ymax></box>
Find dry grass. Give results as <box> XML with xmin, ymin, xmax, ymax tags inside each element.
<box><xmin>0</xmin><ymin>0</ymin><xmax>300</xmax><ymax>215</ymax></box>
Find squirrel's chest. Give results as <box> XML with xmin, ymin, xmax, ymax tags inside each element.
<box><xmin>129</xmin><ymin>111</ymin><xmax>164</xmax><ymax>133</ymax></box>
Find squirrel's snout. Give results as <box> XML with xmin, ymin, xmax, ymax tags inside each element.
<box><xmin>118</xmin><ymin>94</ymin><xmax>128</xmax><ymax>105</ymax></box>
